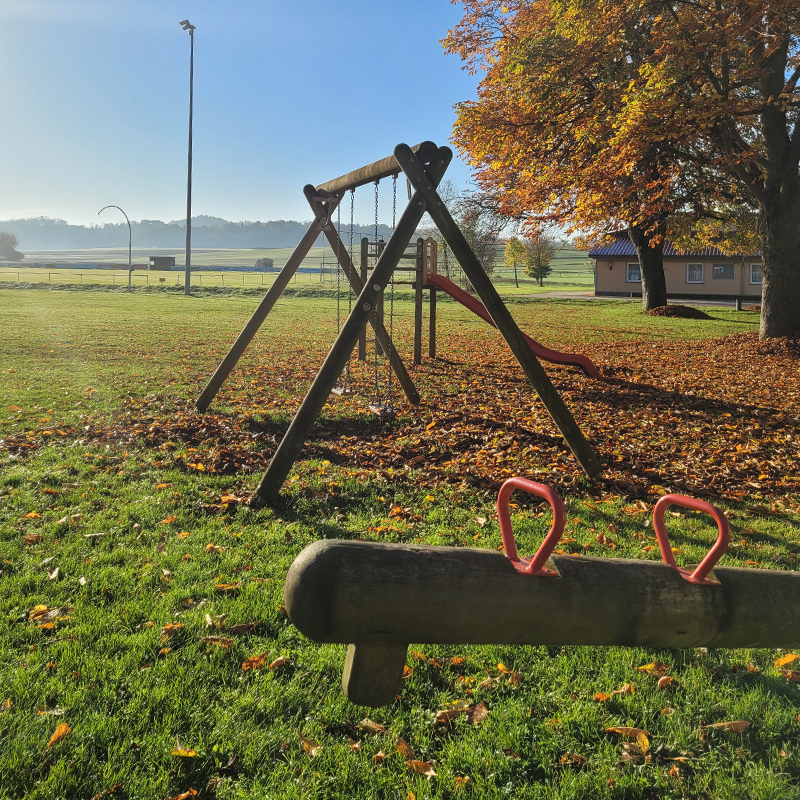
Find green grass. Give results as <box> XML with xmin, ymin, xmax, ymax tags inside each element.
<box><xmin>0</xmin><ymin>289</ymin><xmax>796</xmax><ymax>799</ymax></box>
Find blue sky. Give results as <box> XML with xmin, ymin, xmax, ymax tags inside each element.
<box><xmin>0</xmin><ymin>0</ymin><xmax>480</xmax><ymax>229</ymax></box>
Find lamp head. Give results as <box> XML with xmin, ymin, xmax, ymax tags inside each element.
<box><xmin>180</xmin><ymin>19</ymin><xmax>195</xmax><ymax>31</ymax></box>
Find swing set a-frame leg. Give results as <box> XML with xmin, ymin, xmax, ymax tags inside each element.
<box><xmin>252</xmin><ymin>147</ymin><xmax>451</xmax><ymax>506</ymax></box>
<box><xmin>195</xmin><ymin>203</ymin><xmax>333</xmax><ymax>412</ymax></box>
<box><xmin>303</xmin><ymin>186</ymin><xmax>419</xmax><ymax>406</ymax></box>
<box><xmin>395</xmin><ymin>144</ymin><xmax>602</xmax><ymax>479</ymax></box>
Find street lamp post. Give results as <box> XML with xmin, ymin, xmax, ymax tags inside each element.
<box><xmin>180</xmin><ymin>19</ymin><xmax>195</xmax><ymax>296</ymax></box>
<box><xmin>98</xmin><ymin>205</ymin><xmax>132</xmax><ymax>289</ymax></box>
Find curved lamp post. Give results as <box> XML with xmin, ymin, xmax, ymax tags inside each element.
<box><xmin>180</xmin><ymin>19</ymin><xmax>196</xmax><ymax>296</ymax></box>
<box><xmin>98</xmin><ymin>205</ymin><xmax>132</xmax><ymax>289</ymax></box>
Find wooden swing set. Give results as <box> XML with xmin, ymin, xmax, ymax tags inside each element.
<box><xmin>196</xmin><ymin>141</ymin><xmax>602</xmax><ymax>506</ymax></box>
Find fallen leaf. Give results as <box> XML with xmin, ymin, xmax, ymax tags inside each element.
<box><xmin>560</xmin><ymin>752</ymin><xmax>587</xmax><ymax>766</ymax></box>
<box><xmin>159</xmin><ymin>515</ymin><xmax>178</xmax><ymax>524</ymax></box>
<box><xmin>199</xmin><ymin>636</ymin><xmax>234</xmax><ymax>649</ymax></box>
<box><xmin>0</xmin><ymin>699</ymin><xmax>10</xmax><ymax>714</ymax></box>
<box><xmin>669</xmin><ymin>764</ymin><xmax>681</xmax><ymax>779</ymax></box>
<box><xmin>497</xmin><ymin>662</ymin><xmax>512</xmax><ymax>674</ymax></box>
<box><xmin>637</xmin><ymin>661</ymin><xmax>669</xmax><ymax>676</ymax></box>
<box><xmin>79</xmin><ymin>576</ymin><xmax>87</xmax><ymax>586</ymax></box>
<box><xmin>214</xmin><ymin>582</ymin><xmax>240</xmax><ymax>596</ymax></box>
<box><xmin>396</xmin><ymin>737</ymin><xmax>415</xmax><ymax>760</ymax></box>
<box><xmin>298</xmin><ymin>732</ymin><xmax>322</xmax><ymax>756</ymax></box>
<box><xmin>47</xmin><ymin>722</ymin><xmax>71</xmax><ymax>747</ymax></box>
<box><xmin>701</xmin><ymin>721</ymin><xmax>749</xmax><ymax>733</ymax></box>
<box><xmin>373</xmin><ymin>751</ymin><xmax>386</xmax><ymax>763</ymax></box>
<box><xmin>775</xmin><ymin>654</ymin><xmax>800</xmax><ymax>668</ymax></box>
<box><xmin>24</xmin><ymin>534</ymin><xmax>44</xmax><ymax>545</ymax></box>
<box><xmin>241</xmin><ymin>653</ymin><xmax>270</xmax><ymax>671</ymax></box>
<box><xmin>160</xmin><ymin>623</ymin><xmax>184</xmax><ymax>640</ymax></box>
<box><xmin>229</xmin><ymin>622</ymin><xmax>258</xmax><ymax>636</ymax></box>
<box><xmin>657</xmin><ymin>676</ymin><xmax>675</xmax><ymax>690</ymax></box>
<box><xmin>612</xmin><ymin>683</ymin><xmax>634</xmax><ymax>696</ymax></box>
<box><xmin>165</xmin><ymin>791</ymin><xmax>198</xmax><ymax>800</ymax></box>
<box><xmin>503</xmin><ymin>748</ymin><xmax>519</xmax><ymax>759</ymax></box>
<box><xmin>269</xmin><ymin>656</ymin><xmax>289</xmax><ymax>669</ymax></box>
<box><xmin>636</xmin><ymin>732</ymin><xmax>650</xmax><ymax>754</ymax></box>
<box><xmin>356</xmin><ymin>718</ymin><xmax>387</xmax><ymax>735</ymax></box>
<box><xmin>605</xmin><ymin>727</ymin><xmax>650</xmax><ymax>739</ymax></box>
<box><xmin>23</xmin><ymin>512</ymin><xmax>41</xmax><ymax>519</ymax></box>
<box><xmin>454</xmin><ymin>776</ymin><xmax>471</xmax><ymax>789</ymax></box>
<box><xmin>158</xmin><ymin>648</ymin><xmax>171</xmax><ymax>657</ymax></box>
<box><xmin>594</xmin><ymin>692</ymin><xmax>611</xmax><ymax>702</ymax></box>
<box><xmin>402</xmin><ymin>665</ymin><xmax>413</xmax><ymax>679</ymax></box>
<box><xmin>176</xmin><ymin>531</ymin><xmax>191</xmax><ymax>539</ymax></box>
<box><xmin>348</xmin><ymin>738</ymin><xmax>361</xmax><ymax>753</ymax></box>
<box><xmin>780</xmin><ymin>669</ymin><xmax>800</xmax><ymax>682</ymax></box>
<box><xmin>47</xmin><ymin>567</ymin><xmax>60</xmax><ymax>581</ymax></box>
<box><xmin>661</xmin><ymin>707</ymin><xmax>676</xmax><ymax>716</ymax></box>
<box><xmin>406</xmin><ymin>760</ymin><xmax>437</xmax><ymax>777</ymax></box>
<box><xmin>171</xmin><ymin>747</ymin><xmax>197</xmax><ymax>757</ymax></box>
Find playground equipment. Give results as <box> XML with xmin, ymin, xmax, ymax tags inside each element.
<box><xmin>197</xmin><ymin>142</ymin><xmax>602</xmax><ymax>504</ymax></box>
<box><xmin>285</xmin><ymin>478</ymin><xmax>800</xmax><ymax>707</ymax></box>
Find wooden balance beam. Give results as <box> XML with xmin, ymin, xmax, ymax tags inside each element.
<box><xmin>284</xmin><ymin>479</ymin><xmax>800</xmax><ymax>707</ymax></box>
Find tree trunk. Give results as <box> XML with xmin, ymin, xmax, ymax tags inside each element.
<box><xmin>628</xmin><ymin>223</ymin><xmax>667</xmax><ymax>311</ymax></box>
<box><xmin>759</xmin><ymin>200</ymin><xmax>800</xmax><ymax>339</ymax></box>
<box><xmin>513</xmin><ymin>263</ymin><xmax>519</xmax><ymax>288</ymax></box>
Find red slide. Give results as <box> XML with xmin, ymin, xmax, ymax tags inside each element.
<box><xmin>427</xmin><ymin>274</ymin><xmax>600</xmax><ymax>378</ymax></box>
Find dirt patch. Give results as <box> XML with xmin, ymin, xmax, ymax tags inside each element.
<box><xmin>646</xmin><ymin>304</ymin><xmax>711</xmax><ymax>319</ymax></box>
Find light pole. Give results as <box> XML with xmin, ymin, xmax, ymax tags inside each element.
<box><xmin>180</xmin><ymin>19</ymin><xmax>195</xmax><ymax>296</ymax></box>
<box><xmin>98</xmin><ymin>205</ymin><xmax>132</xmax><ymax>289</ymax></box>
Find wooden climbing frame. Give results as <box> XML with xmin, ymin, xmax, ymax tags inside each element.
<box><xmin>196</xmin><ymin>141</ymin><xmax>602</xmax><ymax>505</ymax></box>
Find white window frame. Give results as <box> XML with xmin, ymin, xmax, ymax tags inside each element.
<box><xmin>686</xmin><ymin>262</ymin><xmax>704</xmax><ymax>284</ymax></box>
<box><xmin>712</xmin><ymin>262</ymin><xmax>735</xmax><ymax>280</ymax></box>
<box><xmin>749</xmin><ymin>263</ymin><xmax>763</xmax><ymax>285</ymax></box>
<box><xmin>626</xmin><ymin>262</ymin><xmax>641</xmax><ymax>283</ymax></box>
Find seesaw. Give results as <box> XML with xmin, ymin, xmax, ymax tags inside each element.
<box><xmin>284</xmin><ymin>478</ymin><xmax>800</xmax><ymax>707</ymax></box>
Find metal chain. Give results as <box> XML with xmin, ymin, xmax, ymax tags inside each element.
<box><xmin>384</xmin><ymin>174</ymin><xmax>398</xmax><ymax>406</ymax></box>
<box><xmin>335</xmin><ymin>200</ymin><xmax>340</xmax><ymax>334</ymax></box>
<box><xmin>373</xmin><ymin>181</ymin><xmax>380</xmax><ymax>403</ymax></box>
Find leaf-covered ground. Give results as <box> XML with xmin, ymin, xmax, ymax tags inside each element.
<box><xmin>1</xmin><ymin>288</ymin><xmax>799</xmax><ymax>799</ymax></box>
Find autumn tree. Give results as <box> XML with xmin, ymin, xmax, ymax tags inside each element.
<box><xmin>446</xmin><ymin>0</ymin><xmax>800</xmax><ymax>335</ymax></box>
<box><xmin>0</xmin><ymin>231</ymin><xmax>23</xmax><ymax>261</ymax></box>
<box><xmin>504</xmin><ymin>237</ymin><xmax>526</xmax><ymax>287</ymax></box>
<box><xmin>524</xmin><ymin>237</ymin><xmax>556</xmax><ymax>285</ymax></box>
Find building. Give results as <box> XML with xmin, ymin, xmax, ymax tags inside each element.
<box><xmin>149</xmin><ymin>256</ymin><xmax>176</xmax><ymax>270</ymax></box>
<box><xmin>590</xmin><ymin>231</ymin><xmax>762</xmax><ymax>301</ymax></box>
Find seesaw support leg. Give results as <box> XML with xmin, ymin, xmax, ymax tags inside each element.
<box><xmin>342</xmin><ymin>643</ymin><xmax>408</xmax><ymax>707</ymax></box>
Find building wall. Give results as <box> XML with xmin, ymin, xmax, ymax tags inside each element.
<box><xmin>594</xmin><ymin>257</ymin><xmax>763</xmax><ymax>298</ymax></box>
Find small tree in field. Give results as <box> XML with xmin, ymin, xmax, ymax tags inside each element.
<box><xmin>0</xmin><ymin>232</ymin><xmax>23</xmax><ymax>262</ymax></box>
<box><xmin>504</xmin><ymin>237</ymin><xmax>526</xmax><ymax>288</ymax></box>
<box><xmin>524</xmin><ymin>238</ymin><xmax>556</xmax><ymax>286</ymax></box>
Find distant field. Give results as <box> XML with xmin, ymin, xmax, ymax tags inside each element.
<box><xmin>6</xmin><ymin>244</ymin><xmax>596</xmax><ymax>292</ymax></box>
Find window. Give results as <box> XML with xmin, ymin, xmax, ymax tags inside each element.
<box><xmin>712</xmin><ymin>263</ymin><xmax>735</xmax><ymax>280</ymax></box>
<box><xmin>626</xmin><ymin>263</ymin><xmax>641</xmax><ymax>282</ymax></box>
<box><xmin>686</xmin><ymin>263</ymin><xmax>704</xmax><ymax>283</ymax></box>
<box><xmin>750</xmin><ymin>263</ymin><xmax>763</xmax><ymax>284</ymax></box>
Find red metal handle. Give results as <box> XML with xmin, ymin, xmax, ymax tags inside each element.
<box><xmin>497</xmin><ymin>478</ymin><xmax>566</xmax><ymax>575</ymax></box>
<box><xmin>652</xmin><ymin>494</ymin><xmax>730</xmax><ymax>585</ymax></box>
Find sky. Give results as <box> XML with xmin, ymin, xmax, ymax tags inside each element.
<box><xmin>0</xmin><ymin>0</ymin><xmax>481</xmax><ymax>229</ymax></box>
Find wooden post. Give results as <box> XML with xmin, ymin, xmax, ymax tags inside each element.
<box><xmin>414</xmin><ymin>237</ymin><xmax>423</xmax><ymax>365</ymax></box>
<box><xmin>375</xmin><ymin>239</ymin><xmax>385</xmax><ymax>356</ymax></box>
<box><xmin>252</xmin><ymin>147</ymin><xmax>452</xmax><ymax>505</ymax></box>
<box><xmin>429</xmin><ymin>287</ymin><xmax>437</xmax><ymax>359</ymax></box>
<box><xmin>196</xmin><ymin>201</ymin><xmax>331</xmax><ymax>412</ymax></box>
<box><xmin>359</xmin><ymin>238</ymin><xmax>368</xmax><ymax>361</ymax></box>
<box><xmin>396</xmin><ymin>144</ymin><xmax>602</xmax><ymax>479</ymax></box>
<box><xmin>303</xmin><ymin>187</ymin><xmax>420</xmax><ymax>406</ymax></box>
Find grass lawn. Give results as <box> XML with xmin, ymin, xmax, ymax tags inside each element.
<box><xmin>0</xmin><ymin>286</ymin><xmax>798</xmax><ymax>799</ymax></box>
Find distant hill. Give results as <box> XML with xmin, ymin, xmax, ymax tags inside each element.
<box><xmin>0</xmin><ymin>217</ymin><xmax>396</xmax><ymax>251</ymax></box>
